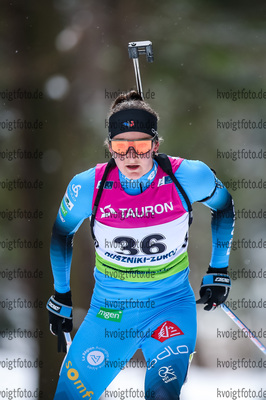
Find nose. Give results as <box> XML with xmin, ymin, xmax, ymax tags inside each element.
<box><xmin>126</xmin><ymin>146</ymin><xmax>138</xmax><ymax>157</ymax></box>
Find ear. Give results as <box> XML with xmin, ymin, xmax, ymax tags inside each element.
<box><xmin>108</xmin><ymin>143</ymin><xmax>114</xmax><ymax>157</ymax></box>
<box><xmin>153</xmin><ymin>140</ymin><xmax>160</xmax><ymax>154</ymax></box>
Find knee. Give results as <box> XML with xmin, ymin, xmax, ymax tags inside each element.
<box><xmin>145</xmin><ymin>362</ymin><xmax>184</xmax><ymax>399</ymax></box>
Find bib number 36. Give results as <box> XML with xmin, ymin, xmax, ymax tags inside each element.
<box><xmin>113</xmin><ymin>234</ymin><xmax>166</xmax><ymax>256</ymax></box>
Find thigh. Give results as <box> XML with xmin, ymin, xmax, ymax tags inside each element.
<box><xmin>53</xmin><ymin>304</ymin><xmax>138</xmax><ymax>400</ymax></box>
<box><xmin>141</xmin><ymin>292</ymin><xmax>197</xmax><ymax>399</ymax></box>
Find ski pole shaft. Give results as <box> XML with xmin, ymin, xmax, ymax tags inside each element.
<box><xmin>64</xmin><ymin>332</ymin><xmax>72</xmax><ymax>353</ymax></box>
<box><xmin>59</xmin><ymin>333</ymin><xmax>72</xmax><ymax>376</ymax></box>
<box><xmin>220</xmin><ymin>303</ymin><xmax>266</xmax><ymax>355</ymax></box>
<box><xmin>197</xmin><ymin>289</ymin><xmax>266</xmax><ymax>355</ymax></box>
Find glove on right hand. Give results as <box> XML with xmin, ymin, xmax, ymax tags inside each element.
<box><xmin>46</xmin><ymin>290</ymin><xmax>73</xmax><ymax>352</ymax></box>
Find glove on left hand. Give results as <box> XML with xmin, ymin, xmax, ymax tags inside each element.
<box><xmin>196</xmin><ymin>267</ymin><xmax>231</xmax><ymax>311</ymax></box>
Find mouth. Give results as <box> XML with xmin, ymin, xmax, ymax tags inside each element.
<box><xmin>126</xmin><ymin>165</ymin><xmax>140</xmax><ymax>171</ymax></box>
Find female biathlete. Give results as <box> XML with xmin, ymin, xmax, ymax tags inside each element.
<box><xmin>47</xmin><ymin>91</ymin><xmax>234</xmax><ymax>399</ymax></box>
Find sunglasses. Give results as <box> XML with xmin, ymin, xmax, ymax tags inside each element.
<box><xmin>110</xmin><ymin>138</ymin><xmax>155</xmax><ymax>155</ymax></box>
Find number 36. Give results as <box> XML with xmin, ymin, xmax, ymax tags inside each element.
<box><xmin>113</xmin><ymin>234</ymin><xmax>167</xmax><ymax>255</ymax></box>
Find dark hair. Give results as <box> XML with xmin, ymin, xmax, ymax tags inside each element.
<box><xmin>105</xmin><ymin>90</ymin><xmax>163</xmax><ymax>150</ymax></box>
<box><xmin>108</xmin><ymin>90</ymin><xmax>159</xmax><ymax>120</ymax></box>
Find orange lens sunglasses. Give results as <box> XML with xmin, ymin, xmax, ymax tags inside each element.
<box><xmin>110</xmin><ymin>138</ymin><xmax>154</xmax><ymax>155</ymax></box>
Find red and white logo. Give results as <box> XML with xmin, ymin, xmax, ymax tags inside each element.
<box><xmin>152</xmin><ymin>321</ymin><xmax>184</xmax><ymax>343</ymax></box>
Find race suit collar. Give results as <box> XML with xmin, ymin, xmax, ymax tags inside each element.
<box><xmin>118</xmin><ymin>160</ymin><xmax>158</xmax><ymax>195</ymax></box>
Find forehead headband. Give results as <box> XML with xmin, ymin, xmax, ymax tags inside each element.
<box><xmin>108</xmin><ymin>109</ymin><xmax>158</xmax><ymax>139</ymax></box>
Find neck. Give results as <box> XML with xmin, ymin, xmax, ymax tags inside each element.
<box><xmin>119</xmin><ymin>160</ymin><xmax>158</xmax><ymax>195</ymax></box>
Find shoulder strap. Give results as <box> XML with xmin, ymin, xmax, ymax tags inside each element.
<box><xmin>197</xmin><ymin>168</ymin><xmax>217</xmax><ymax>203</ymax></box>
<box><xmin>90</xmin><ymin>157</ymin><xmax>116</xmax><ymax>247</ymax></box>
<box><xmin>154</xmin><ymin>153</ymin><xmax>193</xmax><ymax>226</ymax></box>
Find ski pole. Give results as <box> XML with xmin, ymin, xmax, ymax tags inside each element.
<box><xmin>220</xmin><ymin>303</ymin><xmax>266</xmax><ymax>355</ymax></box>
<box><xmin>197</xmin><ymin>289</ymin><xmax>266</xmax><ymax>355</ymax></box>
<box><xmin>58</xmin><ymin>333</ymin><xmax>72</xmax><ymax>376</ymax></box>
<box><xmin>128</xmin><ymin>41</ymin><xmax>154</xmax><ymax>98</ymax></box>
<box><xmin>64</xmin><ymin>332</ymin><xmax>72</xmax><ymax>353</ymax></box>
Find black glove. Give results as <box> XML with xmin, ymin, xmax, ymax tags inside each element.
<box><xmin>196</xmin><ymin>267</ymin><xmax>231</xmax><ymax>311</ymax></box>
<box><xmin>46</xmin><ymin>290</ymin><xmax>73</xmax><ymax>352</ymax></box>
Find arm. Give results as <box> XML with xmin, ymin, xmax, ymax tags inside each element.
<box><xmin>47</xmin><ymin>168</ymin><xmax>96</xmax><ymax>349</ymax></box>
<box><xmin>176</xmin><ymin>159</ymin><xmax>235</xmax><ymax>268</ymax></box>
<box><xmin>176</xmin><ymin>160</ymin><xmax>235</xmax><ymax>310</ymax></box>
<box><xmin>50</xmin><ymin>167</ymin><xmax>96</xmax><ymax>293</ymax></box>
<box><xmin>200</xmin><ymin>175</ymin><xmax>235</xmax><ymax>270</ymax></box>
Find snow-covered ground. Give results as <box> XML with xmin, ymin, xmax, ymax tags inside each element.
<box><xmin>0</xmin><ymin>347</ymin><xmax>265</xmax><ymax>400</ymax></box>
<box><xmin>99</xmin><ymin>365</ymin><xmax>265</xmax><ymax>399</ymax></box>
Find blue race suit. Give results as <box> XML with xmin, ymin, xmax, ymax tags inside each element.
<box><xmin>50</xmin><ymin>157</ymin><xmax>234</xmax><ymax>399</ymax></box>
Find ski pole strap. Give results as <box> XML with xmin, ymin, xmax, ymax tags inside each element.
<box><xmin>154</xmin><ymin>154</ymin><xmax>193</xmax><ymax>226</ymax></box>
<box><xmin>46</xmin><ymin>296</ymin><xmax>73</xmax><ymax>319</ymax></box>
<box><xmin>201</xmin><ymin>273</ymin><xmax>231</xmax><ymax>288</ymax></box>
<box><xmin>90</xmin><ymin>157</ymin><xmax>116</xmax><ymax>247</ymax></box>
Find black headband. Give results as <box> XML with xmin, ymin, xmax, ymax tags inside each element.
<box><xmin>108</xmin><ymin>109</ymin><xmax>158</xmax><ymax>139</ymax></box>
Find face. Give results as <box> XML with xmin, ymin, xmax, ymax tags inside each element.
<box><xmin>109</xmin><ymin>131</ymin><xmax>159</xmax><ymax>179</ymax></box>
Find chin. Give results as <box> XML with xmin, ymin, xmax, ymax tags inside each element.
<box><xmin>124</xmin><ymin>170</ymin><xmax>142</xmax><ymax>179</ymax></box>
<box><xmin>128</xmin><ymin>173</ymin><xmax>141</xmax><ymax>180</ymax></box>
